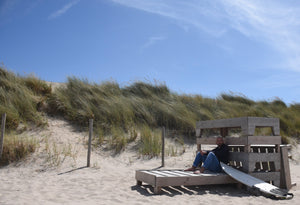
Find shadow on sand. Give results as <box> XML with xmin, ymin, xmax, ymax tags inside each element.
<box><xmin>131</xmin><ymin>183</ymin><xmax>251</xmax><ymax>198</ymax></box>
<box><xmin>57</xmin><ymin>166</ymin><xmax>88</xmax><ymax>175</ymax></box>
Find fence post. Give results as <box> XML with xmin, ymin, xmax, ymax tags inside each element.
<box><xmin>161</xmin><ymin>126</ymin><xmax>165</xmax><ymax>167</ymax></box>
<box><xmin>87</xmin><ymin>119</ymin><xmax>93</xmax><ymax>167</ymax></box>
<box><xmin>0</xmin><ymin>113</ymin><xmax>6</xmax><ymax>159</ymax></box>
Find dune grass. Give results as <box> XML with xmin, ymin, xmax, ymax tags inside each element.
<box><xmin>48</xmin><ymin>77</ymin><xmax>300</xmax><ymax>144</ymax></box>
<box><xmin>0</xmin><ymin>134</ymin><xmax>39</xmax><ymax>166</ymax></box>
<box><xmin>138</xmin><ymin>126</ymin><xmax>161</xmax><ymax>157</ymax></box>
<box><xmin>0</xmin><ymin>67</ymin><xmax>50</xmax><ymax>129</ymax></box>
<box><xmin>2</xmin><ymin>67</ymin><xmax>300</xmax><ymax>161</ymax></box>
<box><xmin>0</xmin><ymin>66</ymin><xmax>50</xmax><ymax>165</ymax></box>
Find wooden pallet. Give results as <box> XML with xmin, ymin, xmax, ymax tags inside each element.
<box><xmin>135</xmin><ymin>117</ymin><xmax>292</xmax><ymax>194</ymax></box>
<box><xmin>135</xmin><ymin>169</ymin><xmax>236</xmax><ymax>194</ymax></box>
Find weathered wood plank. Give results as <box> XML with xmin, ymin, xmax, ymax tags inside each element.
<box><xmin>161</xmin><ymin>127</ymin><xmax>165</xmax><ymax>167</ymax></box>
<box><xmin>247</xmin><ymin>136</ymin><xmax>281</xmax><ymax>145</ymax></box>
<box><xmin>225</xmin><ymin>137</ymin><xmax>247</xmax><ymax>145</ymax></box>
<box><xmin>142</xmin><ymin>170</ymin><xmax>165</xmax><ymax>177</ymax></box>
<box><xmin>197</xmin><ymin>137</ymin><xmax>247</xmax><ymax>145</ymax></box>
<box><xmin>229</xmin><ymin>152</ymin><xmax>280</xmax><ymax>163</ymax></box>
<box><xmin>261</xmin><ymin>162</ymin><xmax>269</xmax><ymax>171</ymax></box>
<box><xmin>87</xmin><ymin>119</ymin><xmax>93</xmax><ymax>167</ymax></box>
<box><xmin>136</xmin><ymin>170</ymin><xmax>237</xmax><ymax>189</ymax></box>
<box><xmin>154</xmin><ymin>186</ymin><xmax>162</xmax><ymax>194</ymax></box>
<box><xmin>137</xmin><ymin>169</ymin><xmax>281</xmax><ymax>193</ymax></box>
<box><xmin>161</xmin><ymin>170</ymin><xmax>188</xmax><ymax>177</ymax></box>
<box><xmin>196</xmin><ymin>117</ymin><xmax>248</xmax><ymax>130</ymax></box>
<box><xmin>173</xmin><ymin>170</ymin><xmax>199</xmax><ymax>177</ymax></box>
<box><xmin>280</xmin><ymin>146</ymin><xmax>292</xmax><ymax>189</ymax></box>
<box><xmin>250</xmin><ymin>172</ymin><xmax>281</xmax><ymax>187</ymax></box>
<box><xmin>196</xmin><ymin>137</ymin><xmax>217</xmax><ymax>145</ymax></box>
<box><xmin>135</xmin><ymin>171</ymin><xmax>156</xmax><ymax>186</ymax></box>
<box><xmin>269</xmin><ymin>161</ymin><xmax>276</xmax><ymax>172</ymax></box>
<box><xmin>0</xmin><ymin>113</ymin><xmax>6</xmax><ymax>159</ymax></box>
<box><xmin>197</xmin><ymin>136</ymin><xmax>281</xmax><ymax>146</ymax></box>
<box><xmin>196</xmin><ymin>117</ymin><xmax>280</xmax><ymax>136</ymax></box>
<box><xmin>151</xmin><ymin>170</ymin><xmax>175</xmax><ymax>177</ymax></box>
<box><xmin>156</xmin><ymin>174</ymin><xmax>236</xmax><ymax>187</ymax></box>
<box><xmin>220</xmin><ymin>128</ymin><xmax>228</xmax><ymax>137</ymax></box>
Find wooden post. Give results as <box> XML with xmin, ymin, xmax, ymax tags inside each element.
<box><xmin>220</xmin><ymin>128</ymin><xmax>228</xmax><ymax>137</ymax></box>
<box><xmin>280</xmin><ymin>145</ymin><xmax>292</xmax><ymax>189</ymax></box>
<box><xmin>87</xmin><ymin>119</ymin><xmax>93</xmax><ymax>167</ymax></box>
<box><xmin>0</xmin><ymin>113</ymin><xmax>6</xmax><ymax>159</ymax></box>
<box><xmin>161</xmin><ymin>127</ymin><xmax>165</xmax><ymax>167</ymax></box>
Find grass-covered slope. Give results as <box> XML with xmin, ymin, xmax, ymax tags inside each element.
<box><xmin>1</xmin><ymin>66</ymin><xmax>300</xmax><ymax>164</ymax></box>
<box><xmin>1</xmin><ymin>66</ymin><xmax>300</xmax><ymax>139</ymax></box>
<box><xmin>48</xmin><ymin>77</ymin><xmax>300</xmax><ymax>140</ymax></box>
<box><xmin>0</xmin><ymin>67</ymin><xmax>50</xmax><ymax>165</ymax></box>
<box><xmin>0</xmin><ymin>67</ymin><xmax>50</xmax><ymax>129</ymax></box>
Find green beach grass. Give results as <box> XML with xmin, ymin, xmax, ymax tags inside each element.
<box><xmin>1</xmin><ymin>66</ymin><xmax>300</xmax><ymax>164</ymax></box>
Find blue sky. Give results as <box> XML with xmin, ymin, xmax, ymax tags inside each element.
<box><xmin>1</xmin><ymin>0</ymin><xmax>300</xmax><ymax>104</ymax></box>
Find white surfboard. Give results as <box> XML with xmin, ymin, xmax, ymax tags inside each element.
<box><xmin>220</xmin><ymin>162</ymin><xmax>293</xmax><ymax>199</ymax></box>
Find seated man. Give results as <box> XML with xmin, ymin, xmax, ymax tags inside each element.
<box><xmin>185</xmin><ymin>136</ymin><xmax>229</xmax><ymax>173</ymax></box>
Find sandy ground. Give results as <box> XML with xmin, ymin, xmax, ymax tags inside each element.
<box><xmin>0</xmin><ymin>117</ymin><xmax>299</xmax><ymax>205</ymax></box>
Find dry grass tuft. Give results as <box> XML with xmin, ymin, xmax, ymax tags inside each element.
<box><xmin>0</xmin><ymin>134</ymin><xmax>39</xmax><ymax>166</ymax></box>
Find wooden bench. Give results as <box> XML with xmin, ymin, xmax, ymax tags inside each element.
<box><xmin>135</xmin><ymin>169</ymin><xmax>236</xmax><ymax>194</ymax></box>
<box><xmin>135</xmin><ymin>117</ymin><xmax>292</xmax><ymax>194</ymax></box>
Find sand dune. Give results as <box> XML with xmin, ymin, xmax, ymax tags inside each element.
<box><xmin>0</xmin><ymin>117</ymin><xmax>299</xmax><ymax>205</ymax></box>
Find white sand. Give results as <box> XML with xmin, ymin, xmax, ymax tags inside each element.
<box><xmin>0</xmin><ymin>117</ymin><xmax>299</xmax><ymax>205</ymax></box>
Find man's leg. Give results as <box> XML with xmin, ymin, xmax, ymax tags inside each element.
<box><xmin>184</xmin><ymin>152</ymin><xmax>205</xmax><ymax>171</ymax></box>
<box><xmin>202</xmin><ymin>152</ymin><xmax>222</xmax><ymax>173</ymax></box>
<box><xmin>193</xmin><ymin>152</ymin><xmax>205</xmax><ymax>167</ymax></box>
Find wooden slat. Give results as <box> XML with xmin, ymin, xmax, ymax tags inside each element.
<box><xmin>173</xmin><ymin>170</ymin><xmax>199</xmax><ymax>177</ymax></box>
<box><xmin>248</xmin><ymin>117</ymin><xmax>280</xmax><ymax>136</ymax></box>
<box><xmin>196</xmin><ymin>117</ymin><xmax>280</xmax><ymax>136</ymax></box>
<box><xmin>250</xmin><ymin>172</ymin><xmax>280</xmax><ymax>181</ymax></box>
<box><xmin>156</xmin><ymin>174</ymin><xmax>236</xmax><ymax>187</ymax></box>
<box><xmin>196</xmin><ymin>137</ymin><xmax>247</xmax><ymax>145</ymax></box>
<box><xmin>250</xmin><ymin>172</ymin><xmax>281</xmax><ymax>187</ymax></box>
<box><xmin>174</xmin><ymin>171</ymin><xmax>197</xmax><ymax>177</ymax></box>
<box><xmin>151</xmin><ymin>170</ymin><xmax>174</xmax><ymax>177</ymax></box>
<box><xmin>161</xmin><ymin>171</ymin><xmax>189</xmax><ymax>177</ymax></box>
<box><xmin>136</xmin><ymin>169</ymin><xmax>237</xmax><ymax>188</ymax></box>
<box><xmin>247</xmin><ymin>136</ymin><xmax>281</xmax><ymax>145</ymax></box>
<box><xmin>197</xmin><ymin>136</ymin><xmax>281</xmax><ymax>146</ymax></box>
<box><xmin>135</xmin><ymin>171</ymin><xmax>156</xmax><ymax>186</ymax></box>
<box><xmin>196</xmin><ymin>137</ymin><xmax>217</xmax><ymax>145</ymax></box>
<box><xmin>196</xmin><ymin>117</ymin><xmax>248</xmax><ymax>129</ymax></box>
<box><xmin>225</xmin><ymin>137</ymin><xmax>247</xmax><ymax>145</ymax></box>
<box><xmin>269</xmin><ymin>162</ymin><xmax>276</xmax><ymax>172</ymax></box>
<box><xmin>229</xmin><ymin>152</ymin><xmax>280</xmax><ymax>163</ymax></box>
<box><xmin>142</xmin><ymin>170</ymin><xmax>165</xmax><ymax>177</ymax></box>
<box><xmin>280</xmin><ymin>146</ymin><xmax>292</xmax><ymax>189</ymax></box>
<box><xmin>261</xmin><ymin>162</ymin><xmax>269</xmax><ymax>171</ymax></box>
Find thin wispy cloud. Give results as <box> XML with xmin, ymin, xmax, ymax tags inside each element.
<box><xmin>141</xmin><ymin>36</ymin><xmax>166</xmax><ymax>51</ymax></box>
<box><xmin>110</xmin><ymin>0</ymin><xmax>300</xmax><ymax>72</ymax></box>
<box><xmin>219</xmin><ymin>0</ymin><xmax>300</xmax><ymax>72</ymax></box>
<box><xmin>48</xmin><ymin>0</ymin><xmax>80</xmax><ymax>20</ymax></box>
